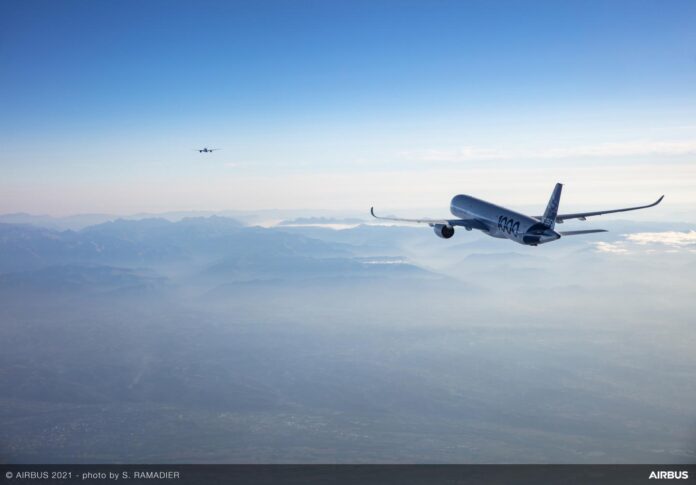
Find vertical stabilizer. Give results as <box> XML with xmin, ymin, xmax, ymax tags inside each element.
<box><xmin>542</xmin><ymin>183</ymin><xmax>562</xmax><ymax>228</ymax></box>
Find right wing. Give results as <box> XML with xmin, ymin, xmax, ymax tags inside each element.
<box><xmin>547</xmin><ymin>196</ymin><xmax>664</xmax><ymax>223</ymax></box>
<box><xmin>370</xmin><ymin>207</ymin><xmax>490</xmax><ymax>231</ymax></box>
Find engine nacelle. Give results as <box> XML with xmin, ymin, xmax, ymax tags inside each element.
<box><xmin>433</xmin><ymin>224</ymin><xmax>455</xmax><ymax>239</ymax></box>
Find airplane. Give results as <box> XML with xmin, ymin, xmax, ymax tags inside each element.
<box><xmin>195</xmin><ymin>147</ymin><xmax>221</xmax><ymax>153</ymax></box>
<box><xmin>370</xmin><ymin>183</ymin><xmax>663</xmax><ymax>246</ymax></box>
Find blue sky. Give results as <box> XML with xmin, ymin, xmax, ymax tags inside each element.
<box><xmin>1</xmin><ymin>0</ymin><xmax>695</xmax><ymax>215</ymax></box>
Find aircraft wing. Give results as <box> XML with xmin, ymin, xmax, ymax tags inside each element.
<box><xmin>537</xmin><ymin>196</ymin><xmax>664</xmax><ymax>223</ymax></box>
<box><xmin>370</xmin><ymin>207</ymin><xmax>490</xmax><ymax>231</ymax></box>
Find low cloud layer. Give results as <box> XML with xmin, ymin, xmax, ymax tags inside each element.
<box><xmin>596</xmin><ymin>231</ymin><xmax>696</xmax><ymax>254</ymax></box>
<box><xmin>627</xmin><ymin>230</ymin><xmax>696</xmax><ymax>247</ymax></box>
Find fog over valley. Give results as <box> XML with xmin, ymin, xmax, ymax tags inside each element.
<box><xmin>0</xmin><ymin>215</ymin><xmax>695</xmax><ymax>463</ymax></box>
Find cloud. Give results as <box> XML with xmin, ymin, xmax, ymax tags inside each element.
<box><xmin>595</xmin><ymin>231</ymin><xmax>696</xmax><ymax>254</ymax></box>
<box><xmin>595</xmin><ymin>242</ymin><xmax>629</xmax><ymax>254</ymax></box>
<box><xmin>626</xmin><ymin>231</ymin><xmax>696</xmax><ymax>247</ymax></box>
<box><xmin>402</xmin><ymin>140</ymin><xmax>696</xmax><ymax>163</ymax></box>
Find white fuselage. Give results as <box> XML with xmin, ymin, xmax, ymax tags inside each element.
<box><xmin>450</xmin><ymin>194</ymin><xmax>561</xmax><ymax>246</ymax></box>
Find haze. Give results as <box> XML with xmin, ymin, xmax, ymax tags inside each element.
<box><xmin>1</xmin><ymin>0</ymin><xmax>695</xmax><ymax>464</ymax></box>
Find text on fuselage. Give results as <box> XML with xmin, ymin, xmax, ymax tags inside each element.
<box><xmin>498</xmin><ymin>216</ymin><xmax>520</xmax><ymax>236</ymax></box>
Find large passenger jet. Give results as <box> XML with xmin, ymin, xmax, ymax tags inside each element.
<box><xmin>370</xmin><ymin>183</ymin><xmax>663</xmax><ymax>246</ymax></box>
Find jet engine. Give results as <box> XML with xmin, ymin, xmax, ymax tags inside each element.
<box><xmin>433</xmin><ymin>224</ymin><xmax>455</xmax><ymax>239</ymax></box>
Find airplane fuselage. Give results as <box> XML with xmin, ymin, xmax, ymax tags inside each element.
<box><xmin>450</xmin><ymin>194</ymin><xmax>561</xmax><ymax>246</ymax></box>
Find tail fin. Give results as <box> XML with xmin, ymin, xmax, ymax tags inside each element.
<box><xmin>542</xmin><ymin>183</ymin><xmax>562</xmax><ymax>228</ymax></box>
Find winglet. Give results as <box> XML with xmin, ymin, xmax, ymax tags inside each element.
<box><xmin>654</xmin><ymin>195</ymin><xmax>665</xmax><ymax>206</ymax></box>
<box><xmin>370</xmin><ymin>206</ymin><xmax>376</xmax><ymax>218</ymax></box>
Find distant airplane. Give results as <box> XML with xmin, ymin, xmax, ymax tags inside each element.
<box><xmin>195</xmin><ymin>147</ymin><xmax>220</xmax><ymax>153</ymax></box>
<box><xmin>371</xmin><ymin>183</ymin><xmax>664</xmax><ymax>246</ymax></box>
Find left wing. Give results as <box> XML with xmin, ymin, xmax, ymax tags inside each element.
<box><xmin>537</xmin><ymin>195</ymin><xmax>664</xmax><ymax>223</ymax></box>
<box><xmin>370</xmin><ymin>207</ymin><xmax>489</xmax><ymax>231</ymax></box>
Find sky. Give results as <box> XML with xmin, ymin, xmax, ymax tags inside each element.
<box><xmin>1</xmin><ymin>0</ymin><xmax>695</xmax><ymax>216</ymax></box>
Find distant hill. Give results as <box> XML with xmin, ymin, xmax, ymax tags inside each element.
<box><xmin>0</xmin><ymin>217</ymin><xmax>348</xmax><ymax>272</ymax></box>
<box><xmin>0</xmin><ymin>264</ymin><xmax>166</xmax><ymax>294</ymax></box>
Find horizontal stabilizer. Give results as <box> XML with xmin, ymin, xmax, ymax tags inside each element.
<box><xmin>559</xmin><ymin>229</ymin><xmax>608</xmax><ymax>236</ymax></box>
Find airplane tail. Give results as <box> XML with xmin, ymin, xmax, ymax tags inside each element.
<box><xmin>542</xmin><ymin>183</ymin><xmax>562</xmax><ymax>229</ymax></box>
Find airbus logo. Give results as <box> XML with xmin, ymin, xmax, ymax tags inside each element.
<box><xmin>649</xmin><ymin>470</ymin><xmax>689</xmax><ymax>479</ymax></box>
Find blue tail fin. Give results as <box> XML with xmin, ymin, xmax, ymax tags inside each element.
<box><xmin>542</xmin><ymin>183</ymin><xmax>562</xmax><ymax>229</ymax></box>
